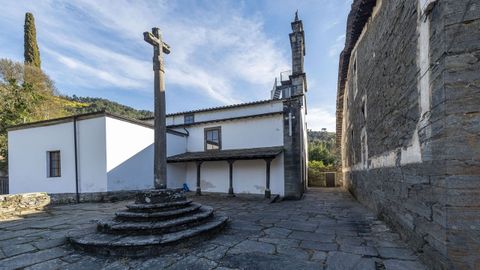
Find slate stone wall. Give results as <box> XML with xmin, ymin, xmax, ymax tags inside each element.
<box><xmin>341</xmin><ymin>0</ymin><xmax>480</xmax><ymax>269</ymax></box>
<box><xmin>283</xmin><ymin>96</ymin><xmax>305</xmax><ymax>199</ymax></box>
<box><xmin>49</xmin><ymin>190</ymin><xmax>146</xmax><ymax>204</ymax></box>
<box><xmin>439</xmin><ymin>1</ymin><xmax>480</xmax><ymax>268</ymax></box>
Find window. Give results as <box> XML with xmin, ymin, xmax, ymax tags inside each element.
<box><xmin>47</xmin><ymin>151</ymin><xmax>61</xmax><ymax>177</ymax></box>
<box><xmin>204</xmin><ymin>127</ymin><xmax>221</xmax><ymax>150</ymax></box>
<box><xmin>184</xmin><ymin>114</ymin><xmax>194</xmax><ymax>124</ymax></box>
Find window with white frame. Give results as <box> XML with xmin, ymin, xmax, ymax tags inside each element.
<box><xmin>204</xmin><ymin>127</ymin><xmax>221</xmax><ymax>150</ymax></box>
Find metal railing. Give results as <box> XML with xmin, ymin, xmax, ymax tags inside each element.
<box><xmin>280</xmin><ymin>70</ymin><xmax>292</xmax><ymax>82</ymax></box>
<box><xmin>0</xmin><ymin>176</ymin><xmax>8</xmax><ymax>194</ymax></box>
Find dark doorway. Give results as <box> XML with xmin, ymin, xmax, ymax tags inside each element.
<box><xmin>326</xmin><ymin>173</ymin><xmax>335</xmax><ymax>187</ymax></box>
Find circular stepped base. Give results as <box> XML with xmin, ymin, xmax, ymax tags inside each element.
<box><xmin>68</xmin><ymin>216</ymin><xmax>228</xmax><ymax>257</ymax></box>
<box><xmin>66</xmin><ymin>189</ymin><xmax>228</xmax><ymax>257</ymax></box>
<box><xmin>99</xmin><ymin>206</ymin><xmax>214</xmax><ymax>234</ymax></box>
<box><xmin>115</xmin><ymin>202</ymin><xmax>202</xmax><ymax>221</ymax></box>
<box><xmin>125</xmin><ymin>199</ymin><xmax>193</xmax><ymax>212</ymax></box>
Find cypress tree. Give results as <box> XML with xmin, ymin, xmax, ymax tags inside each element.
<box><xmin>24</xmin><ymin>12</ymin><xmax>41</xmax><ymax>68</ymax></box>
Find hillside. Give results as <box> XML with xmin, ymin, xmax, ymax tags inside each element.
<box><xmin>63</xmin><ymin>95</ymin><xmax>153</xmax><ymax>119</ymax></box>
<box><xmin>307</xmin><ymin>130</ymin><xmax>336</xmax><ymax>145</ymax></box>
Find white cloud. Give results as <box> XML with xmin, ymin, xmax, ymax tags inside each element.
<box><xmin>43</xmin><ymin>47</ymin><xmax>143</xmax><ymax>89</ymax></box>
<box><xmin>306</xmin><ymin>107</ymin><xmax>336</xmax><ymax>132</ymax></box>
<box><xmin>2</xmin><ymin>1</ymin><xmax>289</xmax><ymax>105</ymax></box>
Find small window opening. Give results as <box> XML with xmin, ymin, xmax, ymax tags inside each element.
<box><xmin>47</xmin><ymin>151</ymin><xmax>61</xmax><ymax>177</ymax></box>
<box><xmin>184</xmin><ymin>114</ymin><xmax>194</xmax><ymax>124</ymax></box>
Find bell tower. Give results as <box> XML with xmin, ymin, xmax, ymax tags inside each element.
<box><xmin>290</xmin><ymin>11</ymin><xmax>305</xmax><ymax>75</ymax></box>
<box><xmin>289</xmin><ymin>11</ymin><xmax>307</xmax><ymax>96</ymax></box>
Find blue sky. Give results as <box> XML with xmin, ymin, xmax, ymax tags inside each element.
<box><xmin>0</xmin><ymin>0</ymin><xmax>352</xmax><ymax>131</ymax></box>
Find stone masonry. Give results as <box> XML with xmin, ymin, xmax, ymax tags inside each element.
<box><xmin>283</xmin><ymin>96</ymin><xmax>305</xmax><ymax>200</ymax></box>
<box><xmin>337</xmin><ymin>0</ymin><xmax>480</xmax><ymax>269</ymax></box>
<box><xmin>0</xmin><ymin>192</ymin><xmax>50</xmax><ymax>220</ymax></box>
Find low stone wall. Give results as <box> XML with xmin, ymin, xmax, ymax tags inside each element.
<box><xmin>49</xmin><ymin>190</ymin><xmax>148</xmax><ymax>204</ymax></box>
<box><xmin>308</xmin><ymin>171</ymin><xmax>338</xmax><ymax>187</ymax></box>
<box><xmin>0</xmin><ymin>192</ymin><xmax>50</xmax><ymax>220</ymax></box>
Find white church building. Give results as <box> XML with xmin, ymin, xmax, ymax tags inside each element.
<box><xmin>8</xmin><ymin>14</ymin><xmax>309</xmax><ymax>199</ymax></box>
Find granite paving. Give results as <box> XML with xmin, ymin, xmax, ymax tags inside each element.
<box><xmin>0</xmin><ymin>188</ymin><xmax>427</xmax><ymax>269</ymax></box>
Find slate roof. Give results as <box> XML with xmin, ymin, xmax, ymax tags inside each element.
<box><xmin>6</xmin><ymin>110</ymin><xmax>188</xmax><ymax>137</ymax></box>
<box><xmin>167</xmin><ymin>146</ymin><xmax>284</xmax><ymax>163</ymax></box>
<box><xmin>141</xmin><ymin>99</ymin><xmax>283</xmax><ymax>120</ymax></box>
<box><xmin>7</xmin><ymin>110</ymin><xmax>154</xmax><ymax>131</ymax></box>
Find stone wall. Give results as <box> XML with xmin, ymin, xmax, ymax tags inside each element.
<box><xmin>49</xmin><ymin>190</ymin><xmax>145</xmax><ymax>204</ymax></box>
<box><xmin>0</xmin><ymin>192</ymin><xmax>50</xmax><ymax>220</ymax></box>
<box><xmin>0</xmin><ymin>190</ymin><xmax>145</xmax><ymax>220</ymax></box>
<box><xmin>339</xmin><ymin>0</ymin><xmax>480</xmax><ymax>269</ymax></box>
<box><xmin>283</xmin><ymin>96</ymin><xmax>305</xmax><ymax>199</ymax></box>
<box><xmin>440</xmin><ymin>0</ymin><xmax>480</xmax><ymax>267</ymax></box>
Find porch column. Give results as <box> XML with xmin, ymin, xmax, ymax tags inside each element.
<box><xmin>196</xmin><ymin>161</ymin><xmax>203</xmax><ymax>195</ymax></box>
<box><xmin>227</xmin><ymin>160</ymin><xmax>235</xmax><ymax>196</ymax></box>
<box><xmin>264</xmin><ymin>158</ymin><xmax>273</xmax><ymax>198</ymax></box>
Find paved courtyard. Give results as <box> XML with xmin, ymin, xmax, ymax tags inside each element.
<box><xmin>0</xmin><ymin>188</ymin><xmax>426</xmax><ymax>269</ymax></box>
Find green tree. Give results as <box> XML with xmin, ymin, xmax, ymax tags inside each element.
<box><xmin>308</xmin><ymin>142</ymin><xmax>335</xmax><ymax>165</ymax></box>
<box><xmin>24</xmin><ymin>12</ymin><xmax>41</xmax><ymax>68</ymax></box>
<box><xmin>0</xmin><ymin>59</ymin><xmax>66</xmax><ymax>172</ymax></box>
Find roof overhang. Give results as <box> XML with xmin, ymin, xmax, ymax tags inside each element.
<box><xmin>167</xmin><ymin>146</ymin><xmax>284</xmax><ymax>163</ymax></box>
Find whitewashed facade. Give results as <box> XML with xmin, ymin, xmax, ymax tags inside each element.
<box><xmin>7</xmin><ymin>103</ymin><xmax>291</xmax><ymax>197</ymax></box>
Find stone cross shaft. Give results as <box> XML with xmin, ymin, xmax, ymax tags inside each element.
<box><xmin>144</xmin><ymin>27</ymin><xmax>171</xmax><ymax>189</ymax></box>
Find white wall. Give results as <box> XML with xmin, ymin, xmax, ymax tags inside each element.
<box><xmin>185</xmin><ymin>115</ymin><xmax>284</xmax><ymax>152</ymax></box>
<box><xmin>78</xmin><ymin>117</ymin><xmax>108</xmax><ymax>192</ymax></box>
<box><xmin>105</xmin><ymin>117</ymin><xmax>154</xmax><ymax>191</ymax></box>
<box><xmin>9</xmin><ymin>122</ymin><xmax>77</xmax><ymax>194</ymax></box>
<box><xmin>166</xmin><ymin>133</ymin><xmax>187</xmax><ymax>189</ymax></box>
<box><xmin>183</xmin><ymin>154</ymin><xmax>284</xmax><ymax>195</ymax></box>
<box><xmin>8</xmin><ymin>117</ymin><xmax>109</xmax><ymax>194</ymax></box>
<box><xmin>105</xmin><ymin>117</ymin><xmax>188</xmax><ymax>191</ymax></box>
<box><xmin>176</xmin><ymin>114</ymin><xmax>285</xmax><ymax>195</ymax></box>
<box><xmin>166</xmin><ymin>100</ymin><xmax>283</xmax><ymax>125</ymax></box>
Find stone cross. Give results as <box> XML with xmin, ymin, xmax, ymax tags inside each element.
<box><xmin>144</xmin><ymin>27</ymin><xmax>171</xmax><ymax>189</ymax></box>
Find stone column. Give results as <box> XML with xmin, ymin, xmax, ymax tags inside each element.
<box><xmin>153</xmin><ymin>28</ymin><xmax>167</xmax><ymax>189</ymax></box>
<box><xmin>227</xmin><ymin>160</ymin><xmax>235</xmax><ymax>196</ymax></box>
<box><xmin>196</xmin><ymin>161</ymin><xmax>203</xmax><ymax>195</ymax></box>
<box><xmin>265</xmin><ymin>158</ymin><xmax>273</xmax><ymax>198</ymax></box>
<box><xmin>144</xmin><ymin>27</ymin><xmax>170</xmax><ymax>190</ymax></box>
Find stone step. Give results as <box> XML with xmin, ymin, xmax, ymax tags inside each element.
<box><xmin>125</xmin><ymin>199</ymin><xmax>193</xmax><ymax>212</ymax></box>
<box><xmin>68</xmin><ymin>216</ymin><xmax>229</xmax><ymax>257</ymax></box>
<box><xmin>115</xmin><ymin>203</ymin><xmax>202</xmax><ymax>221</ymax></box>
<box><xmin>135</xmin><ymin>188</ymin><xmax>186</xmax><ymax>204</ymax></box>
<box><xmin>97</xmin><ymin>206</ymin><xmax>214</xmax><ymax>235</ymax></box>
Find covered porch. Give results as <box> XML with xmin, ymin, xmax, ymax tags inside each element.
<box><xmin>167</xmin><ymin>146</ymin><xmax>283</xmax><ymax>198</ymax></box>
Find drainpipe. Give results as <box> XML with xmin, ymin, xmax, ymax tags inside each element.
<box><xmin>73</xmin><ymin>116</ymin><xmax>80</xmax><ymax>203</ymax></box>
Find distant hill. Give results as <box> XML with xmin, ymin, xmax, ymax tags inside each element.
<box><xmin>307</xmin><ymin>130</ymin><xmax>335</xmax><ymax>145</ymax></box>
<box><xmin>62</xmin><ymin>95</ymin><xmax>153</xmax><ymax>119</ymax></box>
